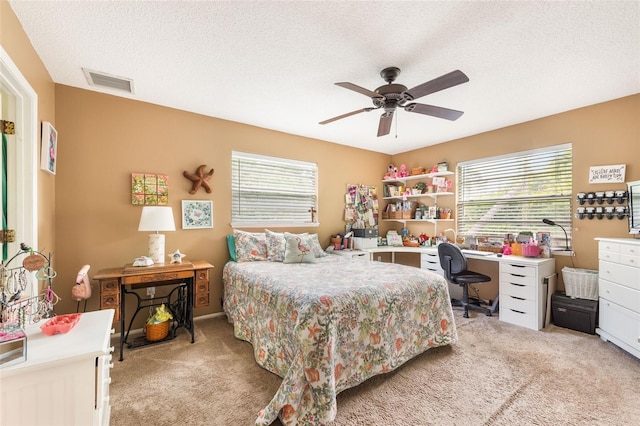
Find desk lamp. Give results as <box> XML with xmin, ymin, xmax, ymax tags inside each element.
<box><xmin>542</xmin><ymin>218</ymin><xmax>570</xmax><ymax>251</ymax></box>
<box><xmin>138</xmin><ymin>206</ymin><xmax>176</xmax><ymax>264</ymax></box>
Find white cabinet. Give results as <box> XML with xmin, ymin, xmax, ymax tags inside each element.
<box><xmin>420</xmin><ymin>248</ymin><xmax>462</xmax><ymax>300</ymax></box>
<box><xmin>499</xmin><ymin>259</ymin><xmax>555</xmax><ymax>331</ymax></box>
<box><xmin>596</xmin><ymin>238</ymin><xmax>640</xmax><ymax>359</ymax></box>
<box><xmin>0</xmin><ymin>309</ymin><xmax>115</xmax><ymax>425</ymax></box>
<box><xmin>329</xmin><ymin>249</ymin><xmax>370</xmax><ymax>261</ymax></box>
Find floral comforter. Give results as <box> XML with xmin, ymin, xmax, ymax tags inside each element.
<box><xmin>222</xmin><ymin>256</ymin><xmax>457</xmax><ymax>425</ymax></box>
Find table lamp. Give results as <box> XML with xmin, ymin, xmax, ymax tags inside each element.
<box><xmin>138</xmin><ymin>206</ymin><xmax>176</xmax><ymax>264</ymax></box>
<box><xmin>542</xmin><ymin>218</ymin><xmax>570</xmax><ymax>251</ymax></box>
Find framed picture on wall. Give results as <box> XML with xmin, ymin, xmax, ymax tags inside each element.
<box><xmin>40</xmin><ymin>121</ymin><xmax>57</xmax><ymax>175</ymax></box>
<box><xmin>181</xmin><ymin>200</ymin><xmax>213</xmax><ymax>229</ymax></box>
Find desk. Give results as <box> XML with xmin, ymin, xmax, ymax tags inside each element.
<box><xmin>94</xmin><ymin>260</ymin><xmax>213</xmax><ymax>361</ymax></box>
<box><xmin>366</xmin><ymin>246</ymin><xmax>556</xmax><ymax>331</ymax></box>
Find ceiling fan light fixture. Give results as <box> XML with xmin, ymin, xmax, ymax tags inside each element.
<box><xmin>320</xmin><ymin>66</ymin><xmax>469</xmax><ymax>137</ymax></box>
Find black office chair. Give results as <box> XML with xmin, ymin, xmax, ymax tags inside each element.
<box><xmin>438</xmin><ymin>243</ymin><xmax>492</xmax><ymax>318</ymax></box>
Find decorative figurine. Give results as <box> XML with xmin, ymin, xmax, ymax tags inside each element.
<box><xmin>170</xmin><ymin>249</ymin><xmax>186</xmax><ymax>264</ymax></box>
<box><xmin>183</xmin><ymin>164</ymin><xmax>214</xmax><ymax>194</ymax></box>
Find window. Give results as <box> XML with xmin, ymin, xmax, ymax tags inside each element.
<box><xmin>231</xmin><ymin>151</ymin><xmax>318</xmax><ymax>227</ymax></box>
<box><xmin>456</xmin><ymin>144</ymin><xmax>572</xmax><ymax>248</ymax></box>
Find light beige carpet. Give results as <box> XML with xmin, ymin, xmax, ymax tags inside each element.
<box><xmin>110</xmin><ymin>312</ymin><xmax>640</xmax><ymax>425</ymax></box>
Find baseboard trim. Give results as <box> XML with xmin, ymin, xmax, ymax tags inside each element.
<box><xmin>111</xmin><ymin>312</ymin><xmax>226</xmax><ymax>338</ymax></box>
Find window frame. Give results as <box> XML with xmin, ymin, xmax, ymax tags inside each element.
<box><xmin>231</xmin><ymin>151</ymin><xmax>319</xmax><ymax>228</ymax></box>
<box><xmin>456</xmin><ymin>143</ymin><xmax>573</xmax><ymax>249</ymax></box>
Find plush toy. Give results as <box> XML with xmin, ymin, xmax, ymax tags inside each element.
<box><xmin>384</xmin><ymin>163</ymin><xmax>396</xmax><ymax>180</ymax></box>
<box><xmin>398</xmin><ymin>164</ymin><xmax>409</xmax><ymax>178</ymax></box>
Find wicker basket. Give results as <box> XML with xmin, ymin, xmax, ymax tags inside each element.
<box><xmin>562</xmin><ymin>267</ymin><xmax>599</xmax><ymax>300</ymax></box>
<box><xmin>144</xmin><ymin>320</ymin><xmax>170</xmax><ymax>342</ymax></box>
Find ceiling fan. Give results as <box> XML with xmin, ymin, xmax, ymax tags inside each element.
<box><xmin>319</xmin><ymin>67</ymin><xmax>469</xmax><ymax>137</ymax></box>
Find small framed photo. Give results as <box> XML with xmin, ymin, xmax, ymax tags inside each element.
<box><xmin>40</xmin><ymin>121</ymin><xmax>57</xmax><ymax>175</ymax></box>
<box><xmin>181</xmin><ymin>200</ymin><xmax>213</xmax><ymax>229</ymax></box>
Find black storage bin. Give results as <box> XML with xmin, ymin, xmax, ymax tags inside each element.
<box><xmin>551</xmin><ymin>292</ymin><xmax>598</xmax><ymax>335</ymax></box>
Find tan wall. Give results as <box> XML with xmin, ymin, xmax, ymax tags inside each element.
<box><xmin>1</xmin><ymin>2</ymin><xmax>56</xmax><ymax>266</ymax></box>
<box><xmin>4</xmin><ymin>0</ymin><xmax>639</xmax><ymax>320</ymax></box>
<box><xmin>391</xmin><ymin>94</ymin><xmax>640</xmax><ymax>295</ymax></box>
<box><xmin>53</xmin><ymin>85</ymin><xmax>389</xmax><ymax>318</ymax></box>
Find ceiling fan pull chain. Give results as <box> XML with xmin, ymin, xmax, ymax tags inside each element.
<box><xmin>395</xmin><ymin>112</ymin><xmax>398</xmax><ymax>138</ymax></box>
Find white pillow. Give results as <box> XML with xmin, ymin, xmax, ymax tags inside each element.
<box><xmin>283</xmin><ymin>232</ymin><xmax>315</xmax><ymax>264</ymax></box>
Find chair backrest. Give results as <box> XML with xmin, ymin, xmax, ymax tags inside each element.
<box><xmin>437</xmin><ymin>243</ymin><xmax>468</xmax><ymax>279</ymax></box>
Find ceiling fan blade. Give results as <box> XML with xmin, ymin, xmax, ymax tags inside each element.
<box><xmin>335</xmin><ymin>82</ymin><xmax>384</xmax><ymax>99</ymax></box>
<box><xmin>404</xmin><ymin>103</ymin><xmax>464</xmax><ymax>121</ymax></box>
<box><xmin>319</xmin><ymin>107</ymin><xmax>375</xmax><ymax>125</ymax></box>
<box><xmin>402</xmin><ymin>70</ymin><xmax>469</xmax><ymax>102</ymax></box>
<box><xmin>377</xmin><ymin>111</ymin><xmax>394</xmax><ymax>137</ymax></box>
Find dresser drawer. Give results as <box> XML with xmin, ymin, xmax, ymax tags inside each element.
<box><xmin>598</xmin><ymin>240</ymin><xmax>620</xmax><ymax>253</ymax></box>
<box><xmin>619</xmin><ymin>254</ymin><xmax>640</xmax><ymax>268</ymax></box>
<box><xmin>501</xmin><ymin>293</ymin><xmax>537</xmax><ymax>313</ymax></box>
<box><xmin>500</xmin><ymin>278</ymin><xmax>537</xmax><ymax>299</ymax></box>
<box><xmin>500</xmin><ymin>305</ymin><xmax>537</xmax><ymax>330</ymax></box>
<box><xmin>599</xmin><ymin>299</ymin><xmax>640</xmax><ymax>353</ymax></box>
<box><xmin>501</xmin><ymin>262</ymin><xmax>536</xmax><ymax>278</ymax></box>
<box><xmin>598</xmin><ymin>250</ymin><xmax>620</xmax><ymax>263</ymax></box>
<box><xmin>500</xmin><ymin>272</ymin><xmax>536</xmax><ymax>288</ymax></box>
<box><xmin>599</xmin><ymin>279</ymin><xmax>640</xmax><ymax>312</ymax></box>
<box><xmin>599</xmin><ymin>260</ymin><xmax>640</xmax><ymax>291</ymax></box>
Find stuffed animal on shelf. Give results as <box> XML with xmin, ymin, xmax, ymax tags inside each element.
<box><xmin>384</xmin><ymin>163</ymin><xmax>397</xmax><ymax>180</ymax></box>
<box><xmin>398</xmin><ymin>164</ymin><xmax>409</xmax><ymax>178</ymax></box>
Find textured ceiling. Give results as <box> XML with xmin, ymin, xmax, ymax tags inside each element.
<box><xmin>8</xmin><ymin>1</ymin><xmax>640</xmax><ymax>155</ymax></box>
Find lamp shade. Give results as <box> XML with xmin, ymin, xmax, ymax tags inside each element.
<box><xmin>138</xmin><ymin>206</ymin><xmax>176</xmax><ymax>232</ymax></box>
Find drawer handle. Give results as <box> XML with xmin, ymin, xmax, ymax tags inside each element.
<box><xmin>509</xmin><ymin>283</ymin><xmax>525</xmax><ymax>287</ymax></box>
<box><xmin>509</xmin><ymin>308</ymin><xmax>525</xmax><ymax>314</ymax></box>
<box><xmin>510</xmin><ymin>295</ymin><xmax>525</xmax><ymax>301</ymax></box>
<box><xmin>510</xmin><ymin>274</ymin><xmax>526</xmax><ymax>278</ymax></box>
<box><xmin>508</xmin><ymin>264</ymin><xmax>526</xmax><ymax>269</ymax></box>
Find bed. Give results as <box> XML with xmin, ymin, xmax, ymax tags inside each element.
<box><xmin>223</xmin><ymin>230</ymin><xmax>457</xmax><ymax>425</ymax></box>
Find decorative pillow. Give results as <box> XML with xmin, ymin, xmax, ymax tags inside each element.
<box><xmin>304</xmin><ymin>233</ymin><xmax>327</xmax><ymax>258</ymax></box>
<box><xmin>265</xmin><ymin>229</ymin><xmax>287</xmax><ymax>262</ymax></box>
<box><xmin>226</xmin><ymin>234</ymin><xmax>237</xmax><ymax>261</ymax></box>
<box><xmin>233</xmin><ymin>230</ymin><xmax>267</xmax><ymax>262</ymax></box>
<box><xmin>283</xmin><ymin>232</ymin><xmax>315</xmax><ymax>264</ymax></box>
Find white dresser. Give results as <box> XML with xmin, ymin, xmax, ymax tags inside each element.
<box><xmin>596</xmin><ymin>237</ymin><xmax>640</xmax><ymax>359</ymax></box>
<box><xmin>0</xmin><ymin>309</ymin><xmax>115</xmax><ymax>425</ymax></box>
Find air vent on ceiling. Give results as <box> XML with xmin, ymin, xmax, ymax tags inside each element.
<box><xmin>82</xmin><ymin>68</ymin><xmax>134</xmax><ymax>94</ymax></box>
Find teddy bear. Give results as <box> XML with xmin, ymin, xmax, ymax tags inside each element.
<box><xmin>384</xmin><ymin>163</ymin><xmax>397</xmax><ymax>180</ymax></box>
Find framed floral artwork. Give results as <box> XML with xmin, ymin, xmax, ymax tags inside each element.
<box><xmin>40</xmin><ymin>121</ymin><xmax>57</xmax><ymax>175</ymax></box>
<box><xmin>181</xmin><ymin>200</ymin><xmax>213</xmax><ymax>229</ymax></box>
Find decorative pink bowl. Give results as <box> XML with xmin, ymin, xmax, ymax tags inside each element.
<box><xmin>40</xmin><ymin>313</ymin><xmax>82</xmax><ymax>336</ymax></box>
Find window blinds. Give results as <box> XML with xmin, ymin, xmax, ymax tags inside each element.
<box><xmin>456</xmin><ymin>144</ymin><xmax>573</xmax><ymax>247</ymax></box>
<box><xmin>231</xmin><ymin>151</ymin><xmax>318</xmax><ymax>227</ymax></box>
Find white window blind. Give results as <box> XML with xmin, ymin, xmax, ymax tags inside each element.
<box><xmin>456</xmin><ymin>144</ymin><xmax>573</xmax><ymax>248</ymax></box>
<box><xmin>231</xmin><ymin>151</ymin><xmax>318</xmax><ymax>227</ymax></box>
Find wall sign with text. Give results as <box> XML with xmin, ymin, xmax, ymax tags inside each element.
<box><xmin>588</xmin><ymin>164</ymin><xmax>626</xmax><ymax>184</ymax></box>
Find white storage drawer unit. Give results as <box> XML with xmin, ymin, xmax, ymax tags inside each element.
<box><xmin>596</xmin><ymin>238</ymin><xmax>640</xmax><ymax>359</ymax></box>
<box><xmin>0</xmin><ymin>309</ymin><xmax>115</xmax><ymax>425</ymax></box>
<box><xmin>499</xmin><ymin>259</ymin><xmax>555</xmax><ymax>331</ymax></box>
<box><xmin>420</xmin><ymin>249</ymin><xmax>463</xmax><ymax>300</ymax></box>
